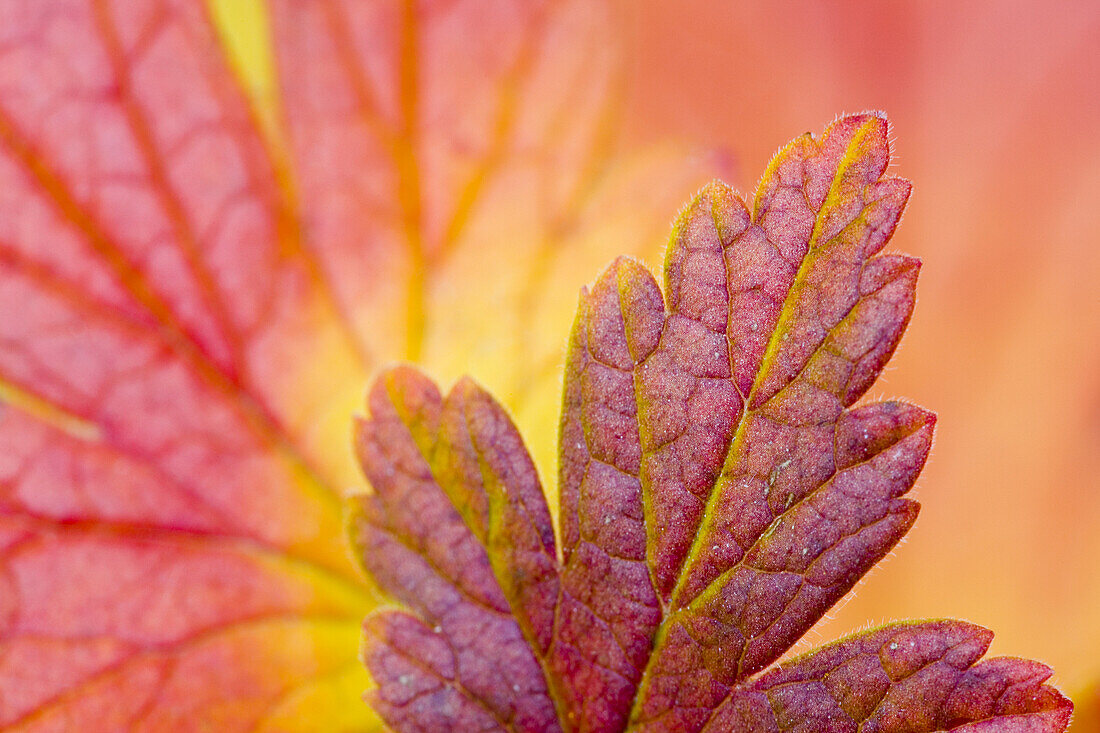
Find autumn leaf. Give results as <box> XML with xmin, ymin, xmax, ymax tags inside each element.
<box><xmin>351</xmin><ymin>114</ymin><xmax>1073</xmax><ymax>732</ymax></box>
<box><xmin>0</xmin><ymin>0</ymin><xmax>723</xmax><ymax>729</ymax></box>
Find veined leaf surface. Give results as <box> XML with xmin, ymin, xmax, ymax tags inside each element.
<box><xmin>352</xmin><ymin>115</ymin><xmax>1072</xmax><ymax>732</ymax></box>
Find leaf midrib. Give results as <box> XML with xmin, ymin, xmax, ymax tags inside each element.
<box><xmin>622</xmin><ymin>120</ymin><xmax>876</xmax><ymax>731</ymax></box>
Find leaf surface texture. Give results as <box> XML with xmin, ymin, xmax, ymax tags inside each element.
<box><xmin>353</xmin><ymin>115</ymin><xmax>1072</xmax><ymax>732</ymax></box>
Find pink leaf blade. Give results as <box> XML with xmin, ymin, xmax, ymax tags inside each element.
<box><xmin>267</xmin><ymin>0</ymin><xmax>645</xmax><ymax>366</ymax></box>
<box><xmin>633</xmin><ymin>115</ymin><xmax>918</xmax><ymax>614</ymax></box>
<box><xmin>628</xmin><ymin>403</ymin><xmax>933</xmax><ymax>730</ymax></box>
<box><xmin>362</xmin><ymin>610</ymin><xmax>508</xmax><ymax>733</ymax></box>
<box><xmin>0</xmin><ymin>0</ymin><xmax>366</xmax><ymax>482</ymax></box>
<box><xmin>0</xmin><ymin>495</ymin><xmax>366</xmax><ymax>732</ymax></box>
<box><xmin>351</xmin><ymin>367</ymin><xmax>561</xmax><ymax>733</ymax></box>
<box><xmin>697</xmin><ymin>621</ymin><xmax>1073</xmax><ymax>733</ymax></box>
<box><xmin>639</xmin><ymin>183</ymin><xmax>749</xmax><ymax>598</ymax></box>
<box><xmin>436</xmin><ymin>377</ymin><xmax>559</xmax><ymax>654</ymax></box>
<box><xmin>553</xmin><ymin>257</ymin><xmax>665</xmax><ymax>731</ymax></box>
<box><xmin>627</xmin><ymin>114</ymin><xmax>932</xmax><ymax>729</ymax></box>
<box><xmin>751</xmin><ymin>115</ymin><xmax>910</xmax><ymax>410</ymax></box>
<box><xmin>0</xmin><ymin>4</ymin><xmax>379</xmax><ymax>725</ymax></box>
<box><xmin>677</xmin><ymin>115</ymin><xmax>917</xmax><ymax>614</ymax></box>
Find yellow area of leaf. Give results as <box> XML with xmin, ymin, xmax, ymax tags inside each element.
<box><xmin>248</xmin><ymin>623</ymin><xmax>381</xmax><ymax>733</ymax></box>
<box><xmin>0</xmin><ymin>377</ymin><xmax>101</xmax><ymax>443</ymax></box>
<box><xmin>206</xmin><ymin>0</ymin><xmax>280</xmax><ymax>141</ymax></box>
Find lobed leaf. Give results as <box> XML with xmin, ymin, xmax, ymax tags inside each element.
<box><xmin>701</xmin><ymin>621</ymin><xmax>1072</xmax><ymax>732</ymax></box>
<box><xmin>353</xmin><ymin>114</ymin><xmax>1072</xmax><ymax>732</ymax></box>
<box><xmin>351</xmin><ymin>368</ymin><xmax>562</xmax><ymax>732</ymax></box>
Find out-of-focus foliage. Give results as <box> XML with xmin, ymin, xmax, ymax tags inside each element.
<box><xmin>0</xmin><ymin>0</ymin><xmax>722</xmax><ymax>728</ymax></box>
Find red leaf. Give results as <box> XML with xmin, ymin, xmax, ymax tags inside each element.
<box><xmin>353</xmin><ymin>115</ymin><xmax>1072</xmax><ymax>732</ymax></box>
<box><xmin>702</xmin><ymin>621</ymin><xmax>1072</xmax><ymax>732</ymax></box>
<box><xmin>351</xmin><ymin>369</ymin><xmax>559</xmax><ymax>731</ymax></box>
